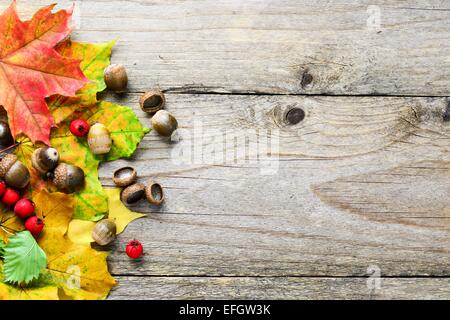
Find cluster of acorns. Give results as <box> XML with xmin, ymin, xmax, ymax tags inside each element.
<box><xmin>0</xmin><ymin>120</ymin><xmax>86</xmax><ymax>237</ymax></box>
<box><xmin>0</xmin><ymin>122</ymin><xmax>42</xmax><ymax>236</ymax></box>
<box><xmin>86</xmin><ymin>64</ymin><xmax>178</xmax><ymax>259</ymax></box>
<box><xmin>67</xmin><ymin>107</ymin><xmax>146</xmax><ymax>259</ymax></box>
<box><xmin>0</xmin><ymin>63</ymin><xmax>176</xmax><ymax>259</ymax></box>
<box><xmin>90</xmin><ymin>167</ymin><xmax>164</xmax><ymax>259</ymax></box>
<box><xmin>115</xmin><ymin>167</ymin><xmax>165</xmax><ymax>206</ymax></box>
<box><xmin>104</xmin><ymin>64</ymin><xmax>179</xmax><ymax>138</ymax></box>
<box><xmin>104</xmin><ymin>64</ymin><xmax>173</xmax><ymax>208</ymax></box>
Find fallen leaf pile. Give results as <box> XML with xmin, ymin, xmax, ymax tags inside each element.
<box><xmin>0</xmin><ymin>1</ymin><xmax>149</xmax><ymax>299</ymax></box>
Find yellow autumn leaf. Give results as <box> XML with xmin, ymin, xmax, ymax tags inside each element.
<box><xmin>0</xmin><ymin>286</ymin><xmax>59</xmax><ymax>300</ymax></box>
<box><xmin>67</xmin><ymin>187</ymin><xmax>144</xmax><ymax>245</ymax></box>
<box><xmin>33</xmin><ymin>190</ymin><xmax>116</xmax><ymax>299</ymax></box>
<box><xmin>105</xmin><ymin>188</ymin><xmax>145</xmax><ymax>233</ymax></box>
<box><xmin>0</xmin><ymin>212</ymin><xmax>24</xmax><ymax>242</ymax></box>
<box><xmin>0</xmin><ymin>278</ymin><xmax>59</xmax><ymax>300</ymax></box>
<box><xmin>67</xmin><ymin>220</ymin><xmax>96</xmax><ymax>246</ymax></box>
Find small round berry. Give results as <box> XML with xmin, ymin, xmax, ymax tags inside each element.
<box><xmin>14</xmin><ymin>198</ymin><xmax>35</xmax><ymax>219</ymax></box>
<box><xmin>69</xmin><ymin>119</ymin><xmax>90</xmax><ymax>137</ymax></box>
<box><xmin>2</xmin><ymin>188</ymin><xmax>20</xmax><ymax>207</ymax></box>
<box><xmin>126</xmin><ymin>239</ymin><xmax>143</xmax><ymax>259</ymax></box>
<box><xmin>25</xmin><ymin>216</ymin><xmax>44</xmax><ymax>237</ymax></box>
<box><xmin>0</xmin><ymin>180</ymin><xmax>6</xmax><ymax>197</ymax></box>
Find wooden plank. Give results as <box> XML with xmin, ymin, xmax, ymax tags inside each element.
<box><xmin>5</xmin><ymin>0</ymin><xmax>450</xmax><ymax>95</ymax></box>
<box><xmin>109</xmin><ymin>276</ymin><xmax>450</xmax><ymax>299</ymax></box>
<box><xmin>3</xmin><ymin>0</ymin><xmax>449</xmax><ymax>299</ymax></box>
<box><xmin>313</xmin><ymin>161</ymin><xmax>450</xmax><ymax>231</ymax></box>
<box><xmin>95</xmin><ymin>93</ymin><xmax>450</xmax><ymax>278</ymax></box>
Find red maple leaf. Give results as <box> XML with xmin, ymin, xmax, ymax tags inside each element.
<box><xmin>0</xmin><ymin>1</ymin><xmax>88</xmax><ymax>144</ymax></box>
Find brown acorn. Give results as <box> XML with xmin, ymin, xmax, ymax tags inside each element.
<box><xmin>52</xmin><ymin>163</ymin><xmax>85</xmax><ymax>193</ymax></box>
<box><xmin>145</xmin><ymin>180</ymin><xmax>164</xmax><ymax>205</ymax></box>
<box><xmin>139</xmin><ymin>90</ymin><xmax>166</xmax><ymax>113</ymax></box>
<box><xmin>104</xmin><ymin>64</ymin><xmax>128</xmax><ymax>93</ymax></box>
<box><xmin>88</xmin><ymin>123</ymin><xmax>112</xmax><ymax>155</ymax></box>
<box><xmin>92</xmin><ymin>219</ymin><xmax>117</xmax><ymax>246</ymax></box>
<box><xmin>0</xmin><ymin>154</ymin><xmax>30</xmax><ymax>189</ymax></box>
<box><xmin>32</xmin><ymin>147</ymin><xmax>59</xmax><ymax>174</ymax></box>
<box><xmin>0</xmin><ymin>120</ymin><xmax>13</xmax><ymax>147</ymax></box>
<box><xmin>113</xmin><ymin>167</ymin><xmax>137</xmax><ymax>187</ymax></box>
<box><xmin>121</xmin><ymin>183</ymin><xmax>145</xmax><ymax>205</ymax></box>
<box><xmin>151</xmin><ymin>110</ymin><xmax>178</xmax><ymax>137</ymax></box>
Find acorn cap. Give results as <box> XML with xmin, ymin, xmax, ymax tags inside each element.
<box><xmin>53</xmin><ymin>163</ymin><xmax>85</xmax><ymax>193</ymax></box>
<box><xmin>121</xmin><ymin>183</ymin><xmax>145</xmax><ymax>205</ymax></box>
<box><xmin>139</xmin><ymin>90</ymin><xmax>166</xmax><ymax>113</ymax></box>
<box><xmin>32</xmin><ymin>147</ymin><xmax>59</xmax><ymax>174</ymax></box>
<box><xmin>113</xmin><ymin>167</ymin><xmax>137</xmax><ymax>187</ymax></box>
<box><xmin>145</xmin><ymin>180</ymin><xmax>165</xmax><ymax>206</ymax></box>
<box><xmin>0</xmin><ymin>154</ymin><xmax>17</xmax><ymax>178</ymax></box>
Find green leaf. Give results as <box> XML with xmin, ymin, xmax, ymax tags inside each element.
<box><xmin>49</xmin><ymin>40</ymin><xmax>116</xmax><ymax>124</ymax></box>
<box><xmin>0</xmin><ymin>239</ymin><xmax>5</xmax><ymax>257</ymax></box>
<box><xmin>90</xmin><ymin>101</ymin><xmax>151</xmax><ymax>161</ymax></box>
<box><xmin>3</xmin><ymin>231</ymin><xmax>47</xmax><ymax>285</ymax></box>
<box><xmin>50</xmin><ymin>101</ymin><xmax>149</xmax><ymax>221</ymax></box>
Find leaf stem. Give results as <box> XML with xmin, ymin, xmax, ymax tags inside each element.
<box><xmin>0</xmin><ymin>142</ymin><xmax>21</xmax><ymax>157</ymax></box>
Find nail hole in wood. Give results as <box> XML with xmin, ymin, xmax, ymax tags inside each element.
<box><xmin>301</xmin><ymin>72</ymin><xmax>313</xmax><ymax>87</ymax></box>
<box><xmin>285</xmin><ymin>108</ymin><xmax>305</xmax><ymax>125</ymax></box>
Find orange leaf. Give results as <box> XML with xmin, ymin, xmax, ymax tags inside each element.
<box><xmin>0</xmin><ymin>1</ymin><xmax>88</xmax><ymax>144</ymax></box>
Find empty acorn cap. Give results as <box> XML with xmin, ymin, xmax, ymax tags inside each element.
<box><xmin>121</xmin><ymin>183</ymin><xmax>145</xmax><ymax>205</ymax></box>
<box><xmin>145</xmin><ymin>180</ymin><xmax>165</xmax><ymax>205</ymax></box>
<box><xmin>139</xmin><ymin>90</ymin><xmax>166</xmax><ymax>113</ymax></box>
<box><xmin>113</xmin><ymin>167</ymin><xmax>137</xmax><ymax>187</ymax></box>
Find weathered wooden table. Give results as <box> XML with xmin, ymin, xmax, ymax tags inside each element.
<box><xmin>11</xmin><ymin>0</ymin><xmax>450</xmax><ymax>299</ymax></box>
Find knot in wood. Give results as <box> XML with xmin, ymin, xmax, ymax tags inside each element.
<box><xmin>285</xmin><ymin>107</ymin><xmax>305</xmax><ymax>125</ymax></box>
<box><xmin>301</xmin><ymin>71</ymin><xmax>314</xmax><ymax>87</ymax></box>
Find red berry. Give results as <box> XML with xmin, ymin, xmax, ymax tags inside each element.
<box><xmin>0</xmin><ymin>180</ymin><xmax>6</xmax><ymax>197</ymax></box>
<box><xmin>14</xmin><ymin>198</ymin><xmax>35</xmax><ymax>219</ymax></box>
<box><xmin>2</xmin><ymin>188</ymin><xmax>20</xmax><ymax>207</ymax></box>
<box><xmin>126</xmin><ymin>239</ymin><xmax>143</xmax><ymax>259</ymax></box>
<box><xmin>25</xmin><ymin>216</ymin><xmax>44</xmax><ymax>237</ymax></box>
<box><xmin>69</xmin><ymin>119</ymin><xmax>90</xmax><ymax>137</ymax></box>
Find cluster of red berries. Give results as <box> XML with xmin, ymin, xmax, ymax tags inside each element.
<box><xmin>0</xmin><ymin>180</ymin><xmax>43</xmax><ymax>237</ymax></box>
<box><xmin>69</xmin><ymin>119</ymin><xmax>90</xmax><ymax>137</ymax></box>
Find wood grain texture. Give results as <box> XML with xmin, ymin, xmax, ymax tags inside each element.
<box><xmin>109</xmin><ymin>277</ymin><xmax>450</xmax><ymax>300</ymax></box>
<box><xmin>7</xmin><ymin>0</ymin><xmax>450</xmax><ymax>95</ymax></box>
<box><xmin>313</xmin><ymin>161</ymin><xmax>450</xmax><ymax>231</ymax></box>
<box><xmin>96</xmin><ymin>94</ymin><xmax>450</xmax><ymax>282</ymax></box>
<box><xmin>1</xmin><ymin>0</ymin><xmax>450</xmax><ymax>299</ymax></box>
